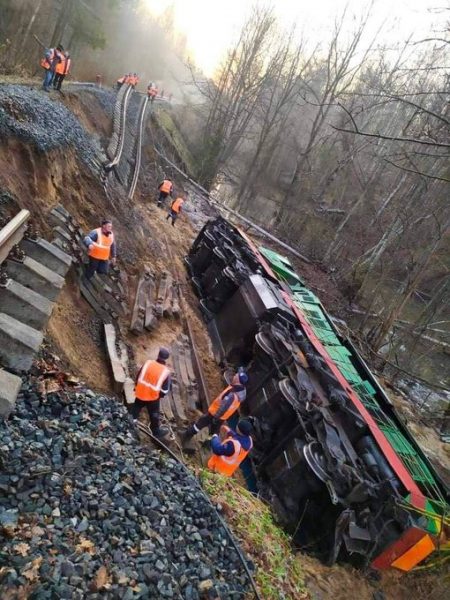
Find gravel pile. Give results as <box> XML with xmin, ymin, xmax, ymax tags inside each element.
<box><xmin>0</xmin><ymin>384</ymin><xmax>251</xmax><ymax>599</ymax></box>
<box><xmin>0</xmin><ymin>84</ymin><xmax>101</xmax><ymax>170</ymax></box>
<box><xmin>70</xmin><ymin>86</ymin><xmax>116</xmax><ymax>119</ymax></box>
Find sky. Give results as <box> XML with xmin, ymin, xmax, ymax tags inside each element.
<box><xmin>144</xmin><ymin>0</ymin><xmax>444</xmax><ymax>75</ymax></box>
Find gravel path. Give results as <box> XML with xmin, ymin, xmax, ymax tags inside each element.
<box><xmin>0</xmin><ymin>84</ymin><xmax>101</xmax><ymax>171</ymax></box>
<box><xmin>0</xmin><ymin>383</ymin><xmax>251</xmax><ymax>599</ymax></box>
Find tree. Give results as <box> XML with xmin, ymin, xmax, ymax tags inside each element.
<box><xmin>192</xmin><ymin>6</ymin><xmax>276</xmax><ymax>188</ymax></box>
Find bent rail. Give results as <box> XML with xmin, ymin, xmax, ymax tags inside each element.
<box><xmin>127</xmin><ymin>96</ymin><xmax>149</xmax><ymax>200</ymax></box>
<box><xmin>105</xmin><ymin>84</ymin><xmax>133</xmax><ymax>169</ymax></box>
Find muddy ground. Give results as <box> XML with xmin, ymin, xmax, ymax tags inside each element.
<box><xmin>0</xmin><ymin>81</ymin><xmax>448</xmax><ymax>599</ymax></box>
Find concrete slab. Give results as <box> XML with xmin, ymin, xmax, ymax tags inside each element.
<box><xmin>123</xmin><ymin>377</ymin><xmax>136</xmax><ymax>404</ymax></box>
<box><xmin>104</xmin><ymin>323</ymin><xmax>126</xmax><ymax>392</ymax></box>
<box><xmin>7</xmin><ymin>257</ymin><xmax>64</xmax><ymax>301</ymax></box>
<box><xmin>53</xmin><ymin>225</ymin><xmax>72</xmax><ymax>244</ymax></box>
<box><xmin>0</xmin><ymin>279</ymin><xmax>53</xmax><ymax>329</ymax></box>
<box><xmin>21</xmin><ymin>238</ymin><xmax>72</xmax><ymax>277</ymax></box>
<box><xmin>0</xmin><ymin>313</ymin><xmax>43</xmax><ymax>371</ymax></box>
<box><xmin>0</xmin><ymin>368</ymin><xmax>22</xmax><ymax>417</ymax></box>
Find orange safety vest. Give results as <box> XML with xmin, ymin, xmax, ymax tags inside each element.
<box><xmin>207</xmin><ymin>434</ymin><xmax>253</xmax><ymax>477</ymax></box>
<box><xmin>171</xmin><ymin>198</ymin><xmax>184</xmax><ymax>213</ymax></box>
<box><xmin>56</xmin><ymin>57</ymin><xmax>71</xmax><ymax>75</ymax></box>
<box><xmin>40</xmin><ymin>49</ymin><xmax>55</xmax><ymax>70</ymax></box>
<box><xmin>88</xmin><ymin>228</ymin><xmax>114</xmax><ymax>261</ymax></box>
<box><xmin>208</xmin><ymin>386</ymin><xmax>240</xmax><ymax>421</ymax></box>
<box><xmin>135</xmin><ymin>360</ymin><xmax>170</xmax><ymax>402</ymax></box>
<box><xmin>159</xmin><ymin>180</ymin><xmax>172</xmax><ymax>194</ymax></box>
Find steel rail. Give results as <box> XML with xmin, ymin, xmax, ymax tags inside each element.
<box><xmin>127</xmin><ymin>96</ymin><xmax>149</xmax><ymax>200</ymax></box>
<box><xmin>0</xmin><ymin>209</ymin><xmax>30</xmax><ymax>265</ymax></box>
<box><xmin>135</xmin><ymin>421</ymin><xmax>261</xmax><ymax>600</ymax></box>
<box><xmin>105</xmin><ymin>85</ymin><xmax>133</xmax><ymax>169</ymax></box>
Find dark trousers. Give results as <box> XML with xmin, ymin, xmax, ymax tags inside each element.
<box><xmin>130</xmin><ymin>399</ymin><xmax>160</xmax><ymax>433</ymax></box>
<box><xmin>191</xmin><ymin>412</ymin><xmax>221</xmax><ymax>435</ymax></box>
<box><xmin>53</xmin><ymin>73</ymin><xmax>66</xmax><ymax>90</ymax></box>
<box><xmin>157</xmin><ymin>191</ymin><xmax>169</xmax><ymax>206</ymax></box>
<box><xmin>166</xmin><ymin>210</ymin><xmax>178</xmax><ymax>226</ymax></box>
<box><xmin>85</xmin><ymin>257</ymin><xmax>109</xmax><ymax>280</ymax></box>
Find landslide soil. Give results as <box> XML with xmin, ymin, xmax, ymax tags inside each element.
<box><xmin>0</xmin><ymin>85</ymin><xmax>448</xmax><ymax>599</ymax></box>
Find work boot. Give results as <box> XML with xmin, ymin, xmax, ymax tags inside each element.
<box><xmin>181</xmin><ymin>427</ymin><xmax>196</xmax><ymax>455</ymax></box>
<box><xmin>153</xmin><ymin>426</ymin><xmax>169</xmax><ymax>439</ymax></box>
<box><xmin>149</xmin><ymin>413</ymin><xmax>168</xmax><ymax>439</ymax></box>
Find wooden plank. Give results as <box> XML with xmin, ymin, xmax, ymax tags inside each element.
<box><xmin>155</xmin><ymin>271</ymin><xmax>168</xmax><ymax>318</ymax></box>
<box><xmin>169</xmin><ymin>379</ymin><xmax>187</xmax><ymax>424</ymax></box>
<box><xmin>144</xmin><ymin>273</ymin><xmax>158</xmax><ymax>330</ymax></box>
<box><xmin>161</xmin><ymin>389</ymin><xmax>175</xmax><ymax>421</ymax></box>
<box><xmin>163</xmin><ymin>274</ymin><xmax>173</xmax><ymax>317</ymax></box>
<box><xmin>130</xmin><ymin>273</ymin><xmax>149</xmax><ymax>334</ymax></box>
<box><xmin>79</xmin><ymin>272</ymin><xmax>113</xmax><ymax>324</ymax></box>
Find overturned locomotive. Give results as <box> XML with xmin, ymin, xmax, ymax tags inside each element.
<box><xmin>186</xmin><ymin>217</ymin><xmax>449</xmax><ymax>571</ymax></box>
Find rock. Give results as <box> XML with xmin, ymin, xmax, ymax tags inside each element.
<box><xmin>142</xmin><ymin>565</ymin><xmax>159</xmax><ymax>584</ymax></box>
<box><xmin>198</xmin><ymin>579</ymin><xmax>214</xmax><ymax>592</ymax></box>
<box><xmin>0</xmin><ymin>379</ymin><xmax>251</xmax><ymax>598</ymax></box>
<box><xmin>76</xmin><ymin>517</ymin><xmax>89</xmax><ymax>533</ymax></box>
<box><xmin>155</xmin><ymin>559</ymin><xmax>165</xmax><ymax>572</ymax></box>
<box><xmin>199</xmin><ymin>567</ymin><xmax>211</xmax><ymax>579</ymax></box>
<box><xmin>61</xmin><ymin>561</ymin><xmax>75</xmax><ymax>577</ymax></box>
<box><xmin>0</xmin><ymin>509</ymin><xmax>18</xmax><ymax>527</ymax></box>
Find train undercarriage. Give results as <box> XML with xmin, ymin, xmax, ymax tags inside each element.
<box><xmin>186</xmin><ymin>217</ymin><xmax>449</xmax><ymax>571</ymax></box>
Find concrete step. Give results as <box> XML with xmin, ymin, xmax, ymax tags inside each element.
<box><xmin>21</xmin><ymin>238</ymin><xmax>72</xmax><ymax>277</ymax></box>
<box><xmin>104</xmin><ymin>323</ymin><xmax>126</xmax><ymax>393</ymax></box>
<box><xmin>0</xmin><ymin>313</ymin><xmax>43</xmax><ymax>371</ymax></box>
<box><xmin>0</xmin><ymin>279</ymin><xmax>53</xmax><ymax>329</ymax></box>
<box><xmin>0</xmin><ymin>368</ymin><xmax>22</xmax><ymax>417</ymax></box>
<box><xmin>7</xmin><ymin>257</ymin><xmax>65</xmax><ymax>301</ymax></box>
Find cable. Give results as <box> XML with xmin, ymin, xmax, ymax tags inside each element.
<box><xmin>135</xmin><ymin>421</ymin><xmax>262</xmax><ymax>600</ymax></box>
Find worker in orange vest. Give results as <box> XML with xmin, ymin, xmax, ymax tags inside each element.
<box><xmin>116</xmin><ymin>74</ymin><xmax>127</xmax><ymax>89</ymax></box>
<box><xmin>208</xmin><ymin>420</ymin><xmax>253</xmax><ymax>477</ymax></box>
<box><xmin>83</xmin><ymin>219</ymin><xmax>117</xmax><ymax>280</ymax></box>
<box><xmin>131</xmin><ymin>348</ymin><xmax>172</xmax><ymax>438</ymax></box>
<box><xmin>166</xmin><ymin>194</ymin><xmax>185</xmax><ymax>226</ymax></box>
<box><xmin>41</xmin><ymin>44</ymin><xmax>63</xmax><ymax>92</ymax></box>
<box><xmin>157</xmin><ymin>177</ymin><xmax>173</xmax><ymax>207</ymax></box>
<box><xmin>147</xmin><ymin>82</ymin><xmax>158</xmax><ymax>102</ymax></box>
<box><xmin>181</xmin><ymin>368</ymin><xmax>248</xmax><ymax>452</ymax></box>
<box><xmin>53</xmin><ymin>51</ymin><xmax>71</xmax><ymax>91</ymax></box>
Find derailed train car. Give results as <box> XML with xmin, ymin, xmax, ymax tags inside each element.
<box><xmin>186</xmin><ymin>216</ymin><xmax>449</xmax><ymax>571</ymax></box>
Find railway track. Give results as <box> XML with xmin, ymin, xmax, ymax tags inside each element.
<box><xmin>105</xmin><ymin>83</ymin><xmax>133</xmax><ymax>169</ymax></box>
<box><xmin>128</xmin><ymin>95</ymin><xmax>149</xmax><ymax>200</ymax></box>
<box><xmin>103</xmin><ymin>87</ymin><xmax>151</xmax><ymax>199</ymax></box>
<box><xmin>0</xmin><ymin>209</ymin><xmax>72</xmax><ymax>415</ymax></box>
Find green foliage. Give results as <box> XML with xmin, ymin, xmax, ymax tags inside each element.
<box><xmin>200</xmin><ymin>469</ymin><xmax>307</xmax><ymax>600</ymax></box>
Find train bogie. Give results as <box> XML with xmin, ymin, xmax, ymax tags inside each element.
<box><xmin>187</xmin><ymin>217</ymin><xmax>448</xmax><ymax>571</ymax></box>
